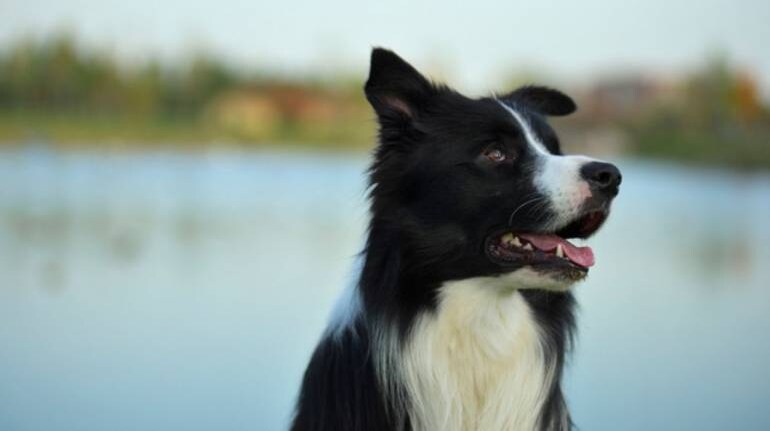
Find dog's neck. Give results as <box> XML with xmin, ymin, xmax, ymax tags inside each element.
<box><xmin>407</xmin><ymin>278</ymin><xmax>547</xmax><ymax>430</ymax></box>
<box><xmin>358</xmin><ymin>225</ymin><xmax>574</xmax><ymax>430</ymax></box>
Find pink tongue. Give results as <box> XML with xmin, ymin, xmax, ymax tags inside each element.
<box><xmin>518</xmin><ymin>234</ymin><xmax>595</xmax><ymax>268</ymax></box>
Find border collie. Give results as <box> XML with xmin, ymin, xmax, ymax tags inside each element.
<box><xmin>291</xmin><ymin>48</ymin><xmax>621</xmax><ymax>431</ymax></box>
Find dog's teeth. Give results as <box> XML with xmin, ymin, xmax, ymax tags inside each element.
<box><xmin>511</xmin><ymin>236</ymin><xmax>522</xmax><ymax>247</ymax></box>
<box><xmin>501</xmin><ymin>233</ymin><xmax>514</xmax><ymax>245</ymax></box>
<box><xmin>555</xmin><ymin>244</ymin><xmax>564</xmax><ymax>258</ymax></box>
<box><xmin>522</xmin><ymin>243</ymin><xmax>533</xmax><ymax>251</ymax></box>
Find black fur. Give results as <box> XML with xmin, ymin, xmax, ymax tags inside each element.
<box><xmin>291</xmin><ymin>319</ymin><xmax>397</xmax><ymax>431</ymax></box>
<box><xmin>292</xmin><ymin>48</ymin><xmax>616</xmax><ymax>431</ymax></box>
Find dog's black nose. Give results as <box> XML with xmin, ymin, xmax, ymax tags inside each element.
<box><xmin>581</xmin><ymin>161</ymin><xmax>622</xmax><ymax>195</ymax></box>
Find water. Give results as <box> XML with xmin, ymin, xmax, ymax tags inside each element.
<box><xmin>0</xmin><ymin>148</ymin><xmax>768</xmax><ymax>431</ymax></box>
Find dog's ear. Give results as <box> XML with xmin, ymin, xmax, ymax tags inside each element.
<box><xmin>364</xmin><ymin>48</ymin><xmax>433</xmax><ymax>122</ymax></box>
<box><xmin>503</xmin><ymin>86</ymin><xmax>577</xmax><ymax>116</ymax></box>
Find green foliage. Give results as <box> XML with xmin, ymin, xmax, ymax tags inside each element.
<box><xmin>0</xmin><ymin>33</ymin><xmax>373</xmax><ymax>148</ymax></box>
<box><xmin>0</xmin><ymin>34</ymin><xmax>768</xmax><ymax>169</ymax></box>
<box><xmin>0</xmin><ymin>32</ymin><xmax>242</xmax><ymax>117</ymax></box>
<box><xmin>625</xmin><ymin>55</ymin><xmax>770</xmax><ymax>169</ymax></box>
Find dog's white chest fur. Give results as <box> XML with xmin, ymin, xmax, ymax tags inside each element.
<box><xmin>401</xmin><ymin>276</ymin><xmax>554</xmax><ymax>431</ymax></box>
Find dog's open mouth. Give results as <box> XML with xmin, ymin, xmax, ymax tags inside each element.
<box><xmin>486</xmin><ymin>210</ymin><xmax>608</xmax><ymax>272</ymax></box>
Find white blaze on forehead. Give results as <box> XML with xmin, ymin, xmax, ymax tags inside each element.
<box><xmin>496</xmin><ymin>99</ymin><xmax>596</xmax><ymax>229</ymax></box>
<box><xmin>496</xmin><ymin>100</ymin><xmax>550</xmax><ymax>156</ymax></box>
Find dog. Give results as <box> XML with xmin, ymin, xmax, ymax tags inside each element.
<box><xmin>291</xmin><ymin>48</ymin><xmax>621</xmax><ymax>431</ymax></box>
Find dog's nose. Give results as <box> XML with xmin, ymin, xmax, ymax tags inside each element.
<box><xmin>580</xmin><ymin>162</ymin><xmax>622</xmax><ymax>196</ymax></box>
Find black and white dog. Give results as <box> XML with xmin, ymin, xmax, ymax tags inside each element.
<box><xmin>291</xmin><ymin>48</ymin><xmax>621</xmax><ymax>431</ymax></box>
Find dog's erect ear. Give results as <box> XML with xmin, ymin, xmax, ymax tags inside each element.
<box><xmin>503</xmin><ymin>86</ymin><xmax>577</xmax><ymax>116</ymax></box>
<box><xmin>364</xmin><ymin>48</ymin><xmax>433</xmax><ymax>121</ymax></box>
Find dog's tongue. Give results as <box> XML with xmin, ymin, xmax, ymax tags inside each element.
<box><xmin>519</xmin><ymin>234</ymin><xmax>595</xmax><ymax>268</ymax></box>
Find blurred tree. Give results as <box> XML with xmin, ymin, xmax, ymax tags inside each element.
<box><xmin>0</xmin><ymin>33</ymin><xmax>766</xmax><ymax>166</ymax></box>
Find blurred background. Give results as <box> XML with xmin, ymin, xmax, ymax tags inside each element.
<box><xmin>1</xmin><ymin>1</ymin><xmax>769</xmax><ymax>430</ymax></box>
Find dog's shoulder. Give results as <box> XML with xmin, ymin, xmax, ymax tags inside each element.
<box><xmin>291</xmin><ymin>321</ymin><xmax>398</xmax><ymax>431</ymax></box>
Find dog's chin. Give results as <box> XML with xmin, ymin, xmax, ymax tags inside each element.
<box><xmin>488</xmin><ymin>267</ymin><xmax>582</xmax><ymax>292</ymax></box>
<box><xmin>484</xmin><ymin>209</ymin><xmax>609</xmax><ymax>290</ymax></box>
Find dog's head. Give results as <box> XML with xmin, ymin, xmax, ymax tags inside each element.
<box><xmin>365</xmin><ymin>48</ymin><xmax>621</xmax><ymax>291</ymax></box>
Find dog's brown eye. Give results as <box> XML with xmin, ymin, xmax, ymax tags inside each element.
<box><xmin>483</xmin><ymin>147</ymin><xmax>506</xmax><ymax>162</ymax></box>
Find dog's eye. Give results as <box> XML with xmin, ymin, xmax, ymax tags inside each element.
<box><xmin>483</xmin><ymin>146</ymin><xmax>507</xmax><ymax>163</ymax></box>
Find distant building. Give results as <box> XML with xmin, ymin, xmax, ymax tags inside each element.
<box><xmin>206</xmin><ymin>85</ymin><xmax>346</xmax><ymax>138</ymax></box>
<box><xmin>583</xmin><ymin>76</ymin><xmax>678</xmax><ymax>121</ymax></box>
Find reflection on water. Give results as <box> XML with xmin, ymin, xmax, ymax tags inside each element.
<box><xmin>0</xmin><ymin>148</ymin><xmax>769</xmax><ymax>431</ymax></box>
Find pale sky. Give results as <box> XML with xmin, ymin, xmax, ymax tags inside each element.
<box><xmin>2</xmin><ymin>0</ymin><xmax>770</xmax><ymax>98</ymax></box>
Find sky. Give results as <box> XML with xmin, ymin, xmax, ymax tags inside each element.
<box><xmin>2</xmin><ymin>0</ymin><xmax>770</xmax><ymax>98</ymax></box>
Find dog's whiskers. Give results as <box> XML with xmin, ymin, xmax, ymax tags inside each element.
<box><xmin>508</xmin><ymin>196</ymin><xmax>547</xmax><ymax>227</ymax></box>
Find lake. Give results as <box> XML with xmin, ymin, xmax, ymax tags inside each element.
<box><xmin>1</xmin><ymin>147</ymin><xmax>769</xmax><ymax>431</ymax></box>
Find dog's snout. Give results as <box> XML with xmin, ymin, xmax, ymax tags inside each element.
<box><xmin>580</xmin><ymin>162</ymin><xmax>621</xmax><ymax>195</ymax></box>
